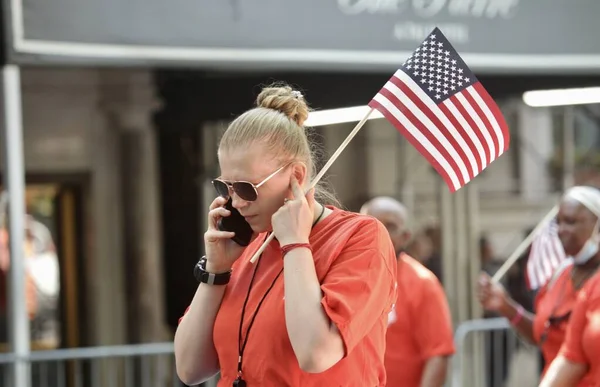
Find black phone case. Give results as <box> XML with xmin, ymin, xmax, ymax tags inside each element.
<box><xmin>217</xmin><ymin>198</ymin><xmax>253</xmax><ymax>247</ymax></box>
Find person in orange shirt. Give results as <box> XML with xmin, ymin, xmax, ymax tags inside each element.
<box><xmin>174</xmin><ymin>84</ymin><xmax>397</xmax><ymax>387</ymax></box>
<box><xmin>478</xmin><ymin>185</ymin><xmax>600</xmax><ymax>379</ymax></box>
<box><xmin>539</xmin><ymin>260</ymin><xmax>600</xmax><ymax>386</ymax></box>
<box><xmin>360</xmin><ymin>196</ymin><xmax>455</xmax><ymax>387</ymax></box>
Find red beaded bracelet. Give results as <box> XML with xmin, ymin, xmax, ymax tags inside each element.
<box><xmin>281</xmin><ymin>243</ymin><xmax>312</xmax><ymax>257</ymax></box>
<box><xmin>510</xmin><ymin>305</ymin><xmax>524</xmax><ymax>326</ymax></box>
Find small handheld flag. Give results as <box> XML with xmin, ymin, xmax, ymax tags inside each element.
<box><xmin>526</xmin><ymin>217</ymin><xmax>569</xmax><ymax>290</ymax></box>
<box><xmin>369</xmin><ymin>28</ymin><xmax>510</xmax><ymax>192</ymax></box>
<box><xmin>250</xmin><ymin>27</ymin><xmax>510</xmax><ymax>263</ymax></box>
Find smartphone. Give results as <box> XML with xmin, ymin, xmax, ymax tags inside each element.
<box><xmin>217</xmin><ymin>198</ymin><xmax>253</xmax><ymax>246</ymax></box>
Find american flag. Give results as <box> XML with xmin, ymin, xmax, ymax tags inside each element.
<box><xmin>368</xmin><ymin>28</ymin><xmax>510</xmax><ymax>192</ymax></box>
<box><xmin>526</xmin><ymin>218</ymin><xmax>568</xmax><ymax>291</ymax></box>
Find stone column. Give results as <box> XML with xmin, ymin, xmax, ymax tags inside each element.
<box><xmin>517</xmin><ymin>105</ymin><xmax>554</xmax><ymax>200</ymax></box>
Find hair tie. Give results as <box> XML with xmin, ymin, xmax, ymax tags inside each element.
<box><xmin>291</xmin><ymin>90</ymin><xmax>303</xmax><ymax>99</ymax></box>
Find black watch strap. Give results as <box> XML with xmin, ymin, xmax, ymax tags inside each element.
<box><xmin>194</xmin><ymin>256</ymin><xmax>231</xmax><ymax>285</ymax></box>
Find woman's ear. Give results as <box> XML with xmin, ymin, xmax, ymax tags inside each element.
<box><xmin>292</xmin><ymin>162</ymin><xmax>308</xmax><ymax>187</ymax></box>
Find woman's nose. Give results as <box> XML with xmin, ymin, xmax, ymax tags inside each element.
<box><xmin>231</xmin><ymin>193</ymin><xmax>249</xmax><ymax>210</ymax></box>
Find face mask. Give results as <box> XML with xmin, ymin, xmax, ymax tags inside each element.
<box><xmin>572</xmin><ymin>222</ymin><xmax>600</xmax><ymax>265</ymax></box>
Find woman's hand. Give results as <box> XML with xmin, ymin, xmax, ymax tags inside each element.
<box><xmin>477</xmin><ymin>272</ymin><xmax>508</xmax><ymax>312</ymax></box>
<box><xmin>204</xmin><ymin>196</ymin><xmax>247</xmax><ymax>273</ymax></box>
<box><xmin>272</xmin><ymin>177</ymin><xmax>314</xmax><ymax>246</ymax></box>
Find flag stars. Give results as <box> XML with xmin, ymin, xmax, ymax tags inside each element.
<box><xmin>403</xmin><ymin>36</ymin><xmax>475</xmax><ymax>97</ymax></box>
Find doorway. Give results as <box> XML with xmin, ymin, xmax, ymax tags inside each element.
<box><xmin>0</xmin><ymin>177</ymin><xmax>88</xmax><ymax>352</ymax></box>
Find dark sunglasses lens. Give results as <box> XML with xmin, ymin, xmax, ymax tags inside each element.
<box><xmin>212</xmin><ymin>180</ymin><xmax>230</xmax><ymax>198</ymax></box>
<box><xmin>233</xmin><ymin>182</ymin><xmax>257</xmax><ymax>201</ymax></box>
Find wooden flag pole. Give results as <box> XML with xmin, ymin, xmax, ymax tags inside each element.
<box><xmin>491</xmin><ymin>205</ymin><xmax>559</xmax><ymax>283</ymax></box>
<box><xmin>249</xmin><ymin>108</ymin><xmax>375</xmax><ymax>263</ymax></box>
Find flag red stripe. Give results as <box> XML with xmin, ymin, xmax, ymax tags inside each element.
<box><xmin>379</xmin><ymin>88</ymin><xmax>472</xmax><ymax>186</ymax></box>
<box><xmin>447</xmin><ymin>94</ymin><xmax>494</xmax><ymax>165</ymax></box>
<box><xmin>437</xmin><ymin>101</ymin><xmax>486</xmax><ymax>172</ymax></box>
<box><xmin>389</xmin><ymin>77</ymin><xmax>476</xmax><ymax>180</ymax></box>
<box><xmin>461</xmin><ymin>90</ymin><xmax>502</xmax><ymax>160</ymax></box>
<box><xmin>473</xmin><ymin>82</ymin><xmax>510</xmax><ymax>153</ymax></box>
<box><xmin>368</xmin><ymin>98</ymin><xmax>458</xmax><ymax>191</ymax></box>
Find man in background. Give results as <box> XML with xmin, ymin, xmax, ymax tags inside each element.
<box><xmin>360</xmin><ymin>196</ymin><xmax>455</xmax><ymax>387</ymax></box>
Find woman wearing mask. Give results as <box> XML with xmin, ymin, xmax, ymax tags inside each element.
<box><xmin>478</xmin><ymin>185</ymin><xmax>600</xmax><ymax>378</ymax></box>
<box><xmin>174</xmin><ymin>84</ymin><xmax>397</xmax><ymax>386</ymax></box>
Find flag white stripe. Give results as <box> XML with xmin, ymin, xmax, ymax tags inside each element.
<box><xmin>528</xmin><ymin>241</ymin><xmax>542</xmax><ymax>288</ymax></box>
<box><xmin>395</xmin><ymin>70</ymin><xmax>484</xmax><ymax>176</ymax></box>
<box><xmin>467</xmin><ymin>87</ymin><xmax>507</xmax><ymax>158</ymax></box>
<box><xmin>535</xmin><ymin>235</ymin><xmax>550</xmax><ymax>287</ymax></box>
<box><xmin>533</xmin><ymin>237</ymin><xmax>545</xmax><ymax>286</ymax></box>
<box><xmin>373</xmin><ymin>93</ymin><xmax>461</xmax><ymax>190</ymax></box>
<box><xmin>550</xmin><ymin>237</ymin><xmax>563</xmax><ymax>267</ymax></box>
<box><xmin>382</xmin><ymin>80</ymin><xmax>471</xmax><ymax>183</ymax></box>
<box><xmin>540</xmin><ymin>235</ymin><xmax>553</xmax><ymax>278</ymax></box>
<box><xmin>442</xmin><ymin>98</ymin><xmax>489</xmax><ymax>169</ymax></box>
<box><xmin>455</xmin><ymin>92</ymin><xmax>497</xmax><ymax>163</ymax></box>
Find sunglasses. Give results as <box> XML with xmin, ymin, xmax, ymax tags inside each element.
<box><xmin>212</xmin><ymin>162</ymin><xmax>291</xmax><ymax>202</ymax></box>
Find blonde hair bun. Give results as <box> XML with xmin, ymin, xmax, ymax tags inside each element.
<box><xmin>256</xmin><ymin>84</ymin><xmax>310</xmax><ymax>127</ymax></box>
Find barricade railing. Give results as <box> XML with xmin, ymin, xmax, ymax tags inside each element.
<box><xmin>0</xmin><ymin>342</ymin><xmax>218</xmax><ymax>387</ymax></box>
<box><xmin>451</xmin><ymin>317</ymin><xmax>542</xmax><ymax>387</ymax></box>
<box><xmin>0</xmin><ymin>319</ymin><xmax>544</xmax><ymax>387</ymax></box>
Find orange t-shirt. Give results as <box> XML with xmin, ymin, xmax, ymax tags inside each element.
<box><xmin>384</xmin><ymin>253</ymin><xmax>455</xmax><ymax>387</ymax></box>
<box><xmin>532</xmin><ymin>263</ymin><xmax>579</xmax><ymax>375</ymax></box>
<box><xmin>560</xmin><ymin>272</ymin><xmax>600</xmax><ymax>386</ymax></box>
<box><xmin>203</xmin><ymin>207</ymin><xmax>397</xmax><ymax>386</ymax></box>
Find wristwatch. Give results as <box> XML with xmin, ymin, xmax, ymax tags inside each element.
<box><xmin>193</xmin><ymin>256</ymin><xmax>232</xmax><ymax>285</ymax></box>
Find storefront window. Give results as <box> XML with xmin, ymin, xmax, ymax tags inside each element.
<box><xmin>0</xmin><ymin>184</ymin><xmax>61</xmax><ymax>350</ymax></box>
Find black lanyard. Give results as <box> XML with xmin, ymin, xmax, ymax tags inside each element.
<box><xmin>235</xmin><ymin>254</ymin><xmax>283</xmax><ymax>385</ymax></box>
<box><xmin>234</xmin><ymin>205</ymin><xmax>326</xmax><ymax>386</ymax></box>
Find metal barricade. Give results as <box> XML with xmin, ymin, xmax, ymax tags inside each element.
<box><xmin>451</xmin><ymin>318</ymin><xmax>542</xmax><ymax>387</ymax></box>
<box><xmin>0</xmin><ymin>342</ymin><xmax>218</xmax><ymax>387</ymax></box>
